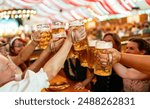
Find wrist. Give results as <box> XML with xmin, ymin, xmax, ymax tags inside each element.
<box><xmin>31</xmin><ymin>40</ymin><xmax>38</xmax><ymax>46</ymax></box>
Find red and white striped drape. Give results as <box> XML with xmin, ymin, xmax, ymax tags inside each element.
<box><xmin>0</xmin><ymin>0</ymin><xmax>150</xmax><ymax>22</ymax></box>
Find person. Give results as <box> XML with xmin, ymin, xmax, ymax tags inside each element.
<box><xmin>0</xmin><ymin>27</ymin><xmax>83</xmax><ymax>91</ymax></box>
<box><xmin>113</xmin><ymin>38</ymin><xmax>150</xmax><ymax>91</ymax></box>
<box><xmin>63</xmin><ymin>58</ymin><xmax>88</xmax><ymax>82</ymax></box>
<box><xmin>91</xmin><ymin>33</ymin><xmax>123</xmax><ymax>92</ymax></box>
<box><xmin>74</xmin><ymin>33</ymin><xmax>123</xmax><ymax>91</ymax></box>
<box><xmin>0</xmin><ymin>29</ymin><xmax>74</xmax><ymax>92</ymax></box>
<box><xmin>0</xmin><ymin>35</ymin><xmax>39</xmax><ymax>71</ymax></box>
<box><xmin>143</xmin><ymin>22</ymin><xmax>150</xmax><ymax>34</ymax></box>
<box><xmin>9</xmin><ymin>36</ymin><xmax>29</xmax><ymax>71</ymax></box>
<box><xmin>9</xmin><ymin>36</ymin><xmax>26</xmax><ymax>56</ymax></box>
<box><xmin>63</xmin><ymin>27</ymin><xmax>92</xmax><ymax>90</ymax></box>
<box><xmin>99</xmin><ymin>45</ymin><xmax>150</xmax><ymax>75</ymax></box>
<box><xmin>0</xmin><ymin>34</ymin><xmax>41</xmax><ymax>79</ymax></box>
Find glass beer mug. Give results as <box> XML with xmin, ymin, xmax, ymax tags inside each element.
<box><xmin>68</xmin><ymin>46</ymin><xmax>79</xmax><ymax>58</ymax></box>
<box><xmin>87</xmin><ymin>39</ymin><xmax>97</xmax><ymax>69</ymax></box>
<box><xmin>51</xmin><ymin>22</ymin><xmax>66</xmax><ymax>40</ymax></box>
<box><xmin>94</xmin><ymin>41</ymin><xmax>113</xmax><ymax>76</ymax></box>
<box><xmin>33</xmin><ymin>24</ymin><xmax>51</xmax><ymax>49</ymax></box>
<box><xmin>69</xmin><ymin>19</ymin><xmax>88</xmax><ymax>51</ymax></box>
<box><xmin>69</xmin><ymin>20</ymin><xmax>88</xmax><ymax>67</ymax></box>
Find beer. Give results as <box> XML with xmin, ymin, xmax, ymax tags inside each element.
<box><xmin>78</xmin><ymin>49</ymin><xmax>88</xmax><ymax>67</ymax></box>
<box><xmin>87</xmin><ymin>40</ymin><xmax>97</xmax><ymax>69</ymax></box>
<box><xmin>69</xmin><ymin>20</ymin><xmax>88</xmax><ymax>51</ymax></box>
<box><xmin>51</xmin><ymin>22</ymin><xmax>66</xmax><ymax>40</ymax></box>
<box><xmin>34</xmin><ymin>24</ymin><xmax>51</xmax><ymax>49</ymax></box>
<box><xmin>68</xmin><ymin>47</ymin><xmax>79</xmax><ymax>58</ymax></box>
<box><xmin>94</xmin><ymin>41</ymin><xmax>112</xmax><ymax>76</ymax></box>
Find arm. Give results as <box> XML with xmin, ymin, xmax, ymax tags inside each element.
<box><xmin>120</xmin><ymin>53</ymin><xmax>150</xmax><ymax>74</ymax></box>
<box><xmin>113</xmin><ymin>63</ymin><xmax>150</xmax><ymax>80</ymax></box>
<box><xmin>11</xmin><ymin>40</ymin><xmax>38</xmax><ymax>66</ymax></box>
<box><xmin>101</xmin><ymin>48</ymin><xmax>150</xmax><ymax>75</ymax></box>
<box><xmin>28</xmin><ymin>39</ymin><xmax>65</xmax><ymax>72</ymax></box>
<box><xmin>82</xmin><ymin>73</ymin><xmax>95</xmax><ymax>87</ymax></box>
<box><xmin>74</xmin><ymin>70</ymin><xmax>95</xmax><ymax>90</ymax></box>
<box><xmin>43</xmin><ymin>38</ymin><xmax>72</xmax><ymax>80</ymax></box>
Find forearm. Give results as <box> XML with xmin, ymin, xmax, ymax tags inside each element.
<box><xmin>28</xmin><ymin>46</ymin><xmax>53</xmax><ymax>72</ymax></box>
<box><xmin>82</xmin><ymin>73</ymin><xmax>94</xmax><ymax>86</ymax></box>
<box><xmin>113</xmin><ymin>63</ymin><xmax>128</xmax><ymax>78</ymax></box>
<box><xmin>43</xmin><ymin>39</ymin><xmax>72</xmax><ymax>80</ymax></box>
<box><xmin>13</xmin><ymin>40</ymin><xmax>38</xmax><ymax>65</ymax></box>
<box><xmin>120</xmin><ymin>53</ymin><xmax>150</xmax><ymax>74</ymax></box>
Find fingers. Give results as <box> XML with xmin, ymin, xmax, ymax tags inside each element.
<box><xmin>99</xmin><ymin>48</ymin><xmax>121</xmax><ymax>66</ymax></box>
<box><xmin>74</xmin><ymin>82</ymin><xmax>85</xmax><ymax>90</ymax></box>
<box><xmin>31</xmin><ymin>31</ymin><xmax>41</xmax><ymax>42</ymax></box>
<box><xmin>71</xmin><ymin>27</ymin><xmax>86</xmax><ymax>43</ymax></box>
<box><xmin>48</xmin><ymin>38</ymin><xmax>65</xmax><ymax>52</ymax></box>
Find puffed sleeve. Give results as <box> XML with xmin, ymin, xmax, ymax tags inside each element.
<box><xmin>0</xmin><ymin>68</ymin><xmax>50</xmax><ymax>92</ymax></box>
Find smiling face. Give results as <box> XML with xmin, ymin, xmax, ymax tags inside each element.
<box><xmin>126</xmin><ymin>41</ymin><xmax>145</xmax><ymax>55</ymax></box>
<box><xmin>12</xmin><ymin>39</ymin><xmax>25</xmax><ymax>55</ymax></box>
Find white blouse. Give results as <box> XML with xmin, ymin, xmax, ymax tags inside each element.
<box><xmin>0</xmin><ymin>68</ymin><xmax>50</xmax><ymax>92</ymax></box>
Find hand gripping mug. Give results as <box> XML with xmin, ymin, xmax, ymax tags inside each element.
<box><xmin>94</xmin><ymin>41</ymin><xmax>113</xmax><ymax>76</ymax></box>
<box><xmin>32</xmin><ymin>24</ymin><xmax>52</xmax><ymax>49</ymax></box>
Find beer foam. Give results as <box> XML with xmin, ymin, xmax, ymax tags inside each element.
<box><xmin>37</xmin><ymin>24</ymin><xmax>50</xmax><ymax>31</ymax></box>
<box><xmin>52</xmin><ymin>22</ymin><xmax>65</xmax><ymax>29</ymax></box>
<box><xmin>88</xmin><ymin>40</ymin><xmax>97</xmax><ymax>47</ymax></box>
<box><xmin>52</xmin><ymin>32</ymin><xmax>67</xmax><ymax>39</ymax></box>
<box><xmin>52</xmin><ymin>25</ymin><xmax>65</xmax><ymax>29</ymax></box>
<box><xmin>96</xmin><ymin>41</ymin><xmax>112</xmax><ymax>49</ymax></box>
<box><xmin>69</xmin><ymin>20</ymin><xmax>84</xmax><ymax>27</ymax></box>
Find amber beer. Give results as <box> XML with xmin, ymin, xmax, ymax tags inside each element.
<box><xmin>69</xmin><ymin>20</ymin><xmax>88</xmax><ymax>51</ymax></box>
<box><xmin>78</xmin><ymin>49</ymin><xmax>88</xmax><ymax>67</ymax></box>
<box><xmin>36</xmin><ymin>24</ymin><xmax>51</xmax><ymax>49</ymax></box>
<box><xmin>51</xmin><ymin>22</ymin><xmax>66</xmax><ymax>40</ymax></box>
<box><xmin>68</xmin><ymin>47</ymin><xmax>79</xmax><ymax>58</ymax></box>
<box><xmin>87</xmin><ymin>40</ymin><xmax>97</xmax><ymax>69</ymax></box>
<box><xmin>94</xmin><ymin>41</ymin><xmax>112</xmax><ymax>76</ymax></box>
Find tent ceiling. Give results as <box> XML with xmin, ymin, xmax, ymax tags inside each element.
<box><xmin>0</xmin><ymin>0</ymin><xmax>150</xmax><ymax>23</ymax></box>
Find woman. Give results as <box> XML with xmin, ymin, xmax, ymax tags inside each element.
<box><xmin>9</xmin><ymin>36</ymin><xmax>29</xmax><ymax>71</ymax></box>
<box><xmin>100</xmin><ymin>48</ymin><xmax>150</xmax><ymax>74</ymax></box>
<box><xmin>0</xmin><ymin>28</ymin><xmax>75</xmax><ymax>92</ymax></box>
<box><xmin>113</xmin><ymin>38</ymin><xmax>150</xmax><ymax>92</ymax></box>
<box><xmin>0</xmin><ymin>27</ymin><xmax>87</xmax><ymax>92</ymax></box>
<box><xmin>91</xmin><ymin>33</ymin><xmax>123</xmax><ymax>92</ymax></box>
<box><xmin>63</xmin><ymin>27</ymin><xmax>90</xmax><ymax>90</ymax></box>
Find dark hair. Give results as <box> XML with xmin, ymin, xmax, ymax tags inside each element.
<box><xmin>9</xmin><ymin>37</ymin><xmax>26</xmax><ymax>56</ymax></box>
<box><xmin>129</xmin><ymin>37</ymin><xmax>150</xmax><ymax>55</ymax></box>
<box><xmin>103</xmin><ymin>33</ymin><xmax>121</xmax><ymax>51</ymax></box>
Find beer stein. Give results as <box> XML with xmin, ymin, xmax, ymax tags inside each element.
<box><xmin>69</xmin><ymin>20</ymin><xmax>88</xmax><ymax>51</ymax></box>
<box><xmin>94</xmin><ymin>41</ymin><xmax>113</xmax><ymax>76</ymax></box>
<box><xmin>87</xmin><ymin>39</ymin><xmax>97</xmax><ymax>69</ymax></box>
<box><xmin>32</xmin><ymin>24</ymin><xmax>51</xmax><ymax>49</ymax></box>
<box><xmin>51</xmin><ymin>22</ymin><xmax>66</xmax><ymax>40</ymax></box>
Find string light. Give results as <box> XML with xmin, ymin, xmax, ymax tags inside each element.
<box><xmin>0</xmin><ymin>9</ymin><xmax>36</xmax><ymax>19</ymax></box>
